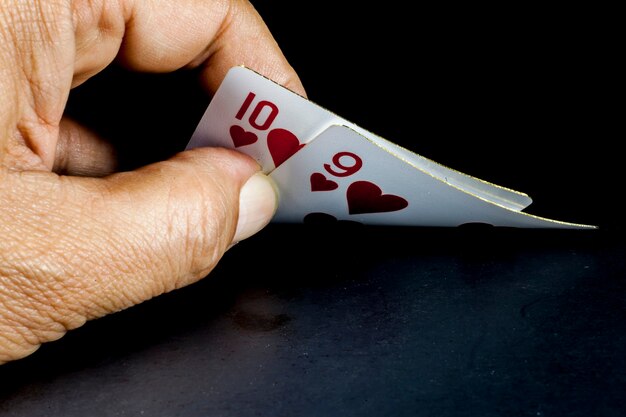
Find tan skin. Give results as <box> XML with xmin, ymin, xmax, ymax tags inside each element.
<box><xmin>0</xmin><ymin>0</ymin><xmax>305</xmax><ymax>364</ymax></box>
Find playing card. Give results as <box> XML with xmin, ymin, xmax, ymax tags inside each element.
<box><xmin>270</xmin><ymin>125</ymin><xmax>593</xmax><ymax>229</ymax></box>
<box><xmin>187</xmin><ymin>66</ymin><xmax>337</xmax><ymax>172</ymax></box>
<box><xmin>186</xmin><ymin>67</ymin><xmax>534</xmax><ymax>213</ymax></box>
<box><xmin>187</xmin><ymin>66</ymin><xmax>594</xmax><ymax>229</ymax></box>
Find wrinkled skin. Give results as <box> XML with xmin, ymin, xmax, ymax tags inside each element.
<box><xmin>0</xmin><ymin>0</ymin><xmax>304</xmax><ymax>364</ymax></box>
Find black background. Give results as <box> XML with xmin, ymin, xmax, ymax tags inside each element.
<box><xmin>1</xmin><ymin>3</ymin><xmax>623</xmax><ymax>417</ymax></box>
<box><xmin>61</xmin><ymin>1</ymin><xmax>621</xmax><ymax>230</ymax></box>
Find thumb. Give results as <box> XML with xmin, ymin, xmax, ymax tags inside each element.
<box><xmin>0</xmin><ymin>147</ymin><xmax>276</xmax><ymax>363</ymax></box>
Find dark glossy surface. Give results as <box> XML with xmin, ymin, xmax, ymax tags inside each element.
<box><xmin>1</xmin><ymin>227</ymin><xmax>625</xmax><ymax>416</ymax></box>
<box><xmin>1</xmin><ymin>2</ymin><xmax>621</xmax><ymax>416</ymax></box>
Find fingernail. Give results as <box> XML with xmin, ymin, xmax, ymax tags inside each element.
<box><xmin>233</xmin><ymin>172</ymin><xmax>278</xmax><ymax>242</ymax></box>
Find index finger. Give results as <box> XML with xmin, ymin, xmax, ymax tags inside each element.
<box><xmin>74</xmin><ymin>0</ymin><xmax>305</xmax><ymax>96</ymax></box>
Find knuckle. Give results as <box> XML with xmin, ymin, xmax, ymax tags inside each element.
<box><xmin>0</xmin><ymin>176</ymin><xmax>94</xmax><ymax>362</ymax></box>
<box><xmin>0</xmin><ymin>268</ymin><xmax>73</xmax><ymax>363</ymax></box>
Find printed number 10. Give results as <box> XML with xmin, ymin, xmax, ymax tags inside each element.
<box><xmin>235</xmin><ymin>92</ymin><xmax>279</xmax><ymax>131</ymax></box>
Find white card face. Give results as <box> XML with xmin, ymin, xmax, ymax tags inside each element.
<box><xmin>186</xmin><ymin>66</ymin><xmax>340</xmax><ymax>172</ymax></box>
<box><xmin>187</xmin><ymin>66</ymin><xmax>594</xmax><ymax>229</ymax></box>
<box><xmin>187</xmin><ymin>66</ymin><xmax>534</xmax><ymax>211</ymax></box>
<box><xmin>270</xmin><ymin>125</ymin><xmax>593</xmax><ymax>229</ymax></box>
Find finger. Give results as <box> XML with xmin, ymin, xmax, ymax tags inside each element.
<box><xmin>0</xmin><ymin>147</ymin><xmax>277</xmax><ymax>363</ymax></box>
<box><xmin>60</xmin><ymin>0</ymin><xmax>304</xmax><ymax>175</ymax></box>
<box><xmin>195</xmin><ymin>1</ymin><xmax>307</xmax><ymax>96</ymax></box>
<box><xmin>73</xmin><ymin>0</ymin><xmax>305</xmax><ymax>95</ymax></box>
<box><xmin>120</xmin><ymin>0</ymin><xmax>306</xmax><ymax>95</ymax></box>
<box><xmin>53</xmin><ymin>117</ymin><xmax>117</xmax><ymax>176</ymax></box>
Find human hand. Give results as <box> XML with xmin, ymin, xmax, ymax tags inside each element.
<box><xmin>0</xmin><ymin>0</ymin><xmax>304</xmax><ymax>364</ymax></box>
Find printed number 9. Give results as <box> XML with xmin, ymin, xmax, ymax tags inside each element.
<box><xmin>324</xmin><ymin>152</ymin><xmax>363</xmax><ymax>177</ymax></box>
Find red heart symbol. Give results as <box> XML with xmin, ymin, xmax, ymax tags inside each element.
<box><xmin>346</xmin><ymin>181</ymin><xmax>408</xmax><ymax>215</ymax></box>
<box><xmin>230</xmin><ymin>125</ymin><xmax>258</xmax><ymax>147</ymax></box>
<box><xmin>267</xmin><ymin>128</ymin><xmax>305</xmax><ymax>167</ymax></box>
<box><xmin>310</xmin><ymin>173</ymin><xmax>338</xmax><ymax>192</ymax></box>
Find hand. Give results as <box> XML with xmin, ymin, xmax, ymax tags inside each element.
<box><xmin>0</xmin><ymin>0</ymin><xmax>305</xmax><ymax>364</ymax></box>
